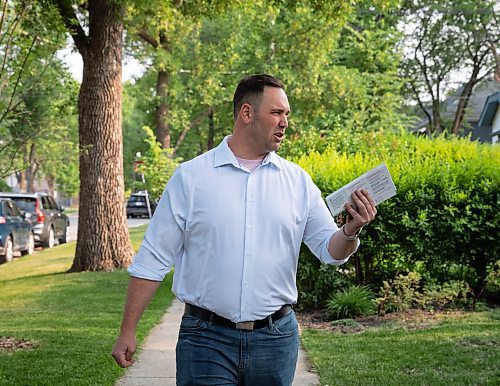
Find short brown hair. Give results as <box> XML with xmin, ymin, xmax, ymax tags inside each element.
<box><xmin>233</xmin><ymin>74</ymin><xmax>284</xmax><ymax>119</ymax></box>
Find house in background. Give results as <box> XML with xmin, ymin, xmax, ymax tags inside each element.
<box><xmin>412</xmin><ymin>78</ymin><xmax>500</xmax><ymax>143</ymax></box>
<box><xmin>477</xmin><ymin>91</ymin><xmax>500</xmax><ymax>143</ymax></box>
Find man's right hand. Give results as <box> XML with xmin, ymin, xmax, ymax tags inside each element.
<box><xmin>111</xmin><ymin>333</ymin><xmax>137</xmax><ymax>368</ymax></box>
<box><xmin>111</xmin><ymin>277</ymin><xmax>162</xmax><ymax>368</ymax></box>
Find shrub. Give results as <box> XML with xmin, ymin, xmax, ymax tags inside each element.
<box><xmin>297</xmin><ymin>249</ymin><xmax>354</xmax><ymax>310</ymax></box>
<box><xmin>421</xmin><ymin>281</ymin><xmax>471</xmax><ymax>311</ymax></box>
<box><xmin>135</xmin><ymin>126</ymin><xmax>181</xmax><ymax>202</ymax></box>
<box><xmin>326</xmin><ymin>285</ymin><xmax>376</xmax><ymax>319</ymax></box>
<box><xmin>377</xmin><ymin>271</ymin><xmax>472</xmax><ymax>314</ymax></box>
<box><xmin>295</xmin><ymin>130</ymin><xmax>499</xmax><ymax>308</ymax></box>
<box><xmin>377</xmin><ymin>271</ymin><xmax>422</xmax><ymax>313</ymax></box>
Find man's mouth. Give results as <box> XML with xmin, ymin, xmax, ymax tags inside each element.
<box><xmin>273</xmin><ymin>132</ymin><xmax>284</xmax><ymax>142</ymax></box>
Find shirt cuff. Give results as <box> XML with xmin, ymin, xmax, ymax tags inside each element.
<box><xmin>320</xmin><ymin>235</ymin><xmax>360</xmax><ymax>265</ymax></box>
<box><xmin>127</xmin><ymin>245</ymin><xmax>172</xmax><ymax>281</ymax></box>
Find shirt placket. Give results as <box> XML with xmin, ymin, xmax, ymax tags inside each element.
<box><xmin>240</xmin><ymin>171</ymin><xmax>256</xmax><ymax>321</ymax></box>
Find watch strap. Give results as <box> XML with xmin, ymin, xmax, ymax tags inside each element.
<box><xmin>341</xmin><ymin>224</ymin><xmax>362</xmax><ymax>240</ymax></box>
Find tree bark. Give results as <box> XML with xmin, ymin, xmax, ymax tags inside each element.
<box><xmin>26</xmin><ymin>142</ymin><xmax>36</xmax><ymax>192</ymax></box>
<box><xmin>207</xmin><ymin>107</ymin><xmax>215</xmax><ymax>150</ymax></box>
<box><xmin>56</xmin><ymin>0</ymin><xmax>133</xmax><ymax>271</ymax></box>
<box><xmin>431</xmin><ymin>100</ymin><xmax>442</xmax><ymax>134</ymax></box>
<box><xmin>137</xmin><ymin>29</ymin><xmax>171</xmax><ymax>148</ymax></box>
<box><xmin>450</xmin><ymin>50</ymin><xmax>488</xmax><ymax>135</ymax></box>
<box><xmin>155</xmin><ymin>69</ymin><xmax>170</xmax><ymax>148</ymax></box>
<box><xmin>451</xmin><ymin>79</ymin><xmax>476</xmax><ymax>136</ymax></box>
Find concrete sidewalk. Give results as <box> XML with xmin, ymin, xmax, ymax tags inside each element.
<box><xmin>117</xmin><ymin>299</ymin><xmax>319</xmax><ymax>386</ymax></box>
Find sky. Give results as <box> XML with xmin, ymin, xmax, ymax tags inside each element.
<box><xmin>58</xmin><ymin>42</ymin><xmax>146</xmax><ymax>83</ymax></box>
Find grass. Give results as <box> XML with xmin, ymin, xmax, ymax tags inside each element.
<box><xmin>0</xmin><ymin>225</ymin><xmax>174</xmax><ymax>386</ymax></box>
<box><xmin>63</xmin><ymin>207</ymin><xmax>79</xmax><ymax>215</ymax></box>
<box><xmin>302</xmin><ymin>310</ymin><xmax>500</xmax><ymax>386</ymax></box>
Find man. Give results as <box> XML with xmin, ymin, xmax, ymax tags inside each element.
<box><xmin>112</xmin><ymin>74</ymin><xmax>377</xmax><ymax>385</ymax></box>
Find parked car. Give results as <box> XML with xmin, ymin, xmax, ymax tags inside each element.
<box><xmin>0</xmin><ymin>198</ymin><xmax>35</xmax><ymax>263</ymax></box>
<box><xmin>0</xmin><ymin>192</ymin><xmax>69</xmax><ymax>248</ymax></box>
<box><xmin>126</xmin><ymin>192</ymin><xmax>157</xmax><ymax>218</ymax></box>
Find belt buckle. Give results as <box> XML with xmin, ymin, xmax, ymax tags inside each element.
<box><xmin>235</xmin><ymin>321</ymin><xmax>254</xmax><ymax>330</ymax></box>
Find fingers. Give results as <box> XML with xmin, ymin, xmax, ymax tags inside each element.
<box><xmin>354</xmin><ymin>189</ymin><xmax>377</xmax><ymax>220</ymax></box>
<box><xmin>125</xmin><ymin>347</ymin><xmax>134</xmax><ymax>363</ymax></box>
<box><xmin>345</xmin><ymin>189</ymin><xmax>377</xmax><ymax>226</ymax></box>
<box><xmin>112</xmin><ymin>337</ymin><xmax>136</xmax><ymax>368</ymax></box>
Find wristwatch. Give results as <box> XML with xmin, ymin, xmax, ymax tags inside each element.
<box><xmin>341</xmin><ymin>224</ymin><xmax>362</xmax><ymax>240</ymax></box>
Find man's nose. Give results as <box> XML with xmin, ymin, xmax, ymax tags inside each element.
<box><xmin>280</xmin><ymin>115</ymin><xmax>288</xmax><ymax>128</ymax></box>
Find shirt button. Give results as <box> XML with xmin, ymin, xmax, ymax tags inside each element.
<box><xmin>247</xmin><ymin>225</ymin><xmax>252</xmax><ymax>229</ymax></box>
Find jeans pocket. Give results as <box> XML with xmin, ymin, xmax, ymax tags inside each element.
<box><xmin>179</xmin><ymin>315</ymin><xmax>209</xmax><ymax>332</ymax></box>
<box><xmin>272</xmin><ymin>311</ymin><xmax>298</xmax><ymax>335</ymax></box>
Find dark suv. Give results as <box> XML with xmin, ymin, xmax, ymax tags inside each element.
<box><xmin>0</xmin><ymin>192</ymin><xmax>69</xmax><ymax>248</ymax></box>
<box><xmin>126</xmin><ymin>192</ymin><xmax>156</xmax><ymax>218</ymax></box>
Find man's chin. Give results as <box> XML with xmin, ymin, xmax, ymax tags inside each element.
<box><xmin>269</xmin><ymin>142</ymin><xmax>282</xmax><ymax>152</ymax></box>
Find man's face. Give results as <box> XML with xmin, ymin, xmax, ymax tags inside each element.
<box><xmin>247</xmin><ymin>86</ymin><xmax>290</xmax><ymax>156</ymax></box>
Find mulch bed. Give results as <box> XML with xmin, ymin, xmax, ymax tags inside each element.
<box><xmin>296</xmin><ymin>309</ymin><xmax>464</xmax><ymax>334</ymax></box>
<box><xmin>0</xmin><ymin>336</ymin><xmax>38</xmax><ymax>352</ymax></box>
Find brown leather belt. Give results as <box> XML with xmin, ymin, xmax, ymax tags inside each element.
<box><xmin>184</xmin><ymin>304</ymin><xmax>293</xmax><ymax>331</ymax></box>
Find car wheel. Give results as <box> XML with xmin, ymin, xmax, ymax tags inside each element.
<box><xmin>21</xmin><ymin>233</ymin><xmax>35</xmax><ymax>256</ymax></box>
<box><xmin>1</xmin><ymin>236</ymin><xmax>14</xmax><ymax>263</ymax></box>
<box><xmin>59</xmin><ymin>224</ymin><xmax>69</xmax><ymax>244</ymax></box>
<box><xmin>44</xmin><ymin>227</ymin><xmax>55</xmax><ymax>248</ymax></box>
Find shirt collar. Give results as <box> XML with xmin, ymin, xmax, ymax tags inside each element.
<box><xmin>214</xmin><ymin>136</ymin><xmax>282</xmax><ymax>170</ymax></box>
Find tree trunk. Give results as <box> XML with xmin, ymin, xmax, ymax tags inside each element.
<box><xmin>155</xmin><ymin>69</ymin><xmax>170</xmax><ymax>148</ymax></box>
<box><xmin>59</xmin><ymin>0</ymin><xmax>133</xmax><ymax>271</ymax></box>
<box><xmin>136</xmin><ymin>29</ymin><xmax>171</xmax><ymax>149</ymax></box>
<box><xmin>450</xmin><ymin>81</ymin><xmax>476</xmax><ymax>135</ymax></box>
<box><xmin>451</xmin><ymin>55</ymin><xmax>484</xmax><ymax>135</ymax></box>
<box><xmin>46</xmin><ymin>174</ymin><xmax>55</xmax><ymax>196</ymax></box>
<box><xmin>207</xmin><ymin>107</ymin><xmax>215</xmax><ymax>150</ymax></box>
<box><xmin>18</xmin><ymin>170</ymin><xmax>26</xmax><ymax>192</ymax></box>
<box><xmin>431</xmin><ymin>100</ymin><xmax>442</xmax><ymax>134</ymax></box>
<box><xmin>354</xmin><ymin>254</ymin><xmax>364</xmax><ymax>284</ymax></box>
<box><xmin>26</xmin><ymin>142</ymin><xmax>36</xmax><ymax>192</ymax></box>
<box><xmin>18</xmin><ymin>143</ymin><xmax>27</xmax><ymax>191</ymax></box>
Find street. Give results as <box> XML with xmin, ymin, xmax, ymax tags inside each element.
<box><xmin>9</xmin><ymin>213</ymin><xmax>150</xmax><ymax>259</ymax></box>
<box><xmin>66</xmin><ymin>212</ymin><xmax>150</xmax><ymax>242</ymax></box>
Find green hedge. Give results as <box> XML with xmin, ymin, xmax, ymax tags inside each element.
<box><xmin>295</xmin><ymin>130</ymin><xmax>500</xmax><ymax>309</ymax></box>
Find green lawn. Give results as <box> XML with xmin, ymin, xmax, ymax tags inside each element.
<box><xmin>302</xmin><ymin>310</ymin><xmax>500</xmax><ymax>386</ymax></box>
<box><xmin>0</xmin><ymin>226</ymin><xmax>174</xmax><ymax>386</ymax></box>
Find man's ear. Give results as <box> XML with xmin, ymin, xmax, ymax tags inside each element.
<box><xmin>240</xmin><ymin>103</ymin><xmax>253</xmax><ymax>124</ymax></box>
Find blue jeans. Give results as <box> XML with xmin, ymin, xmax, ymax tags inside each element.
<box><xmin>176</xmin><ymin>310</ymin><xmax>300</xmax><ymax>386</ymax></box>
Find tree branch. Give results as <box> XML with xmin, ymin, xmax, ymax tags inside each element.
<box><xmin>0</xmin><ymin>35</ymin><xmax>38</xmax><ymax>126</ymax></box>
<box><xmin>410</xmin><ymin>81</ymin><xmax>432</xmax><ymax>128</ymax></box>
<box><xmin>0</xmin><ymin>2</ymin><xmax>26</xmax><ymax>79</ymax></box>
<box><xmin>137</xmin><ymin>28</ymin><xmax>159</xmax><ymax>48</ymax></box>
<box><xmin>172</xmin><ymin>109</ymin><xmax>211</xmax><ymax>156</ymax></box>
<box><xmin>53</xmin><ymin>0</ymin><xmax>89</xmax><ymax>55</ymax></box>
<box><xmin>0</xmin><ymin>0</ymin><xmax>11</xmax><ymax>47</ymax></box>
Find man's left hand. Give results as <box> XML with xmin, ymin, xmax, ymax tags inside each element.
<box><xmin>344</xmin><ymin>189</ymin><xmax>377</xmax><ymax>236</ymax></box>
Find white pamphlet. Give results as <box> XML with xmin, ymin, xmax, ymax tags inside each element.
<box><xmin>325</xmin><ymin>163</ymin><xmax>397</xmax><ymax>217</ymax></box>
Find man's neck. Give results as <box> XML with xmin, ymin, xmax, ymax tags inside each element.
<box><xmin>227</xmin><ymin>135</ymin><xmax>267</xmax><ymax>160</ymax></box>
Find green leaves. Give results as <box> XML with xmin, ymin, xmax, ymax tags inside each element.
<box><xmin>297</xmin><ymin>130</ymin><xmax>499</xmax><ymax>308</ymax></box>
<box><xmin>326</xmin><ymin>285</ymin><xmax>376</xmax><ymax>319</ymax></box>
<box><xmin>134</xmin><ymin>126</ymin><xmax>181</xmax><ymax>202</ymax></box>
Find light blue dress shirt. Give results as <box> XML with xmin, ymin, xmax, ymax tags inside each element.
<box><xmin>128</xmin><ymin>137</ymin><xmax>356</xmax><ymax>322</ymax></box>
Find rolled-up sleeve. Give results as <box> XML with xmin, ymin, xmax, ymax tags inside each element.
<box><xmin>302</xmin><ymin>178</ymin><xmax>357</xmax><ymax>265</ymax></box>
<box><xmin>128</xmin><ymin>167</ymin><xmax>187</xmax><ymax>281</ymax></box>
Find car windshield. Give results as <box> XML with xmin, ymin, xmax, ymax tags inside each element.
<box><xmin>128</xmin><ymin>195</ymin><xmax>146</xmax><ymax>203</ymax></box>
<box><xmin>10</xmin><ymin>198</ymin><xmax>36</xmax><ymax>213</ymax></box>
